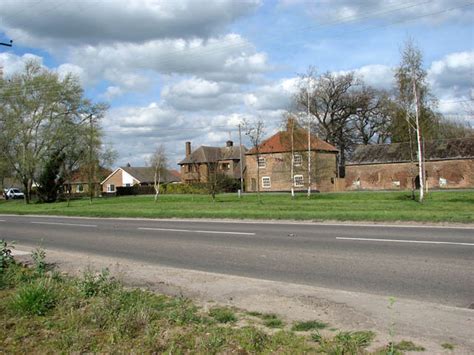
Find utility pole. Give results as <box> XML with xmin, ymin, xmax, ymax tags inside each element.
<box><xmin>413</xmin><ymin>78</ymin><xmax>424</xmax><ymax>203</ymax></box>
<box><xmin>290</xmin><ymin>118</ymin><xmax>295</xmax><ymax>199</ymax></box>
<box><xmin>238</xmin><ymin>123</ymin><xmax>244</xmax><ymax>197</ymax></box>
<box><xmin>88</xmin><ymin>114</ymin><xmax>94</xmax><ymax>204</ymax></box>
<box><xmin>0</xmin><ymin>39</ymin><xmax>12</xmax><ymax>80</ymax></box>
<box><xmin>307</xmin><ymin>78</ymin><xmax>311</xmax><ymax>198</ymax></box>
<box><xmin>0</xmin><ymin>39</ymin><xmax>12</xmax><ymax>47</ymax></box>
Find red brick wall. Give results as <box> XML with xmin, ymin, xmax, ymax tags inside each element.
<box><xmin>345</xmin><ymin>159</ymin><xmax>474</xmax><ymax>190</ymax></box>
<box><xmin>245</xmin><ymin>151</ymin><xmax>338</xmax><ymax>192</ymax></box>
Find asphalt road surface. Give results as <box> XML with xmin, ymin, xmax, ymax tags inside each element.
<box><xmin>1</xmin><ymin>214</ymin><xmax>473</xmax><ymax>308</ymax></box>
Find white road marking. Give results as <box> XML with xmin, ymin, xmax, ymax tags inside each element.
<box><xmin>31</xmin><ymin>221</ymin><xmax>97</xmax><ymax>228</ymax></box>
<box><xmin>0</xmin><ymin>219</ymin><xmax>5</xmax><ymax>222</ymax></box>
<box><xmin>336</xmin><ymin>237</ymin><xmax>474</xmax><ymax>246</ymax></box>
<box><xmin>138</xmin><ymin>227</ymin><xmax>255</xmax><ymax>236</ymax></box>
<box><xmin>11</xmin><ymin>249</ymin><xmax>30</xmax><ymax>256</ymax></box>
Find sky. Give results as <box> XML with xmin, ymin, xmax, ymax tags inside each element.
<box><xmin>0</xmin><ymin>0</ymin><xmax>473</xmax><ymax>168</ymax></box>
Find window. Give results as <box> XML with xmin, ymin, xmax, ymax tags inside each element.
<box><xmin>76</xmin><ymin>184</ymin><xmax>84</xmax><ymax>193</ymax></box>
<box><xmin>107</xmin><ymin>184</ymin><xmax>116</xmax><ymax>193</ymax></box>
<box><xmin>221</xmin><ymin>162</ymin><xmax>230</xmax><ymax>171</ymax></box>
<box><xmin>294</xmin><ymin>175</ymin><xmax>304</xmax><ymax>187</ymax></box>
<box><xmin>262</xmin><ymin>176</ymin><xmax>271</xmax><ymax>188</ymax></box>
<box><xmin>258</xmin><ymin>157</ymin><xmax>266</xmax><ymax>168</ymax></box>
<box><xmin>293</xmin><ymin>154</ymin><xmax>302</xmax><ymax>166</ymax></box>
<box><xmin>125</xmin><ymin>183</ymin><xmax>131</xmax><ymax>187</ymax></box>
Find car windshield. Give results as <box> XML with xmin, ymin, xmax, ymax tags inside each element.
<box><xmin>12</xmin><ymin>189</ymin><xmax>20</xmax><ymax>193</ymax></box>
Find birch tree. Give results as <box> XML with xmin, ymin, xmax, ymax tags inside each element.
<box><xmin>149</xmin><ymin>144</ymin><xmax>168</xmax><ymax>202</ymax></box>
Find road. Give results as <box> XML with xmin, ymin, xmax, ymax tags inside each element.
<box><xmin>1</xmin><ymin>214</ymin><xmax>473</xmax><ymax>308</ymax></box>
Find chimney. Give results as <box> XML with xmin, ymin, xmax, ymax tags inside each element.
<box><xmin>286</xmin><ymin>117</ymin><xmax>296</xmax><ymax>132</ymax></box>
<box><xmin>226</xmin><ymin>140</ymin><xmax>233</xmax><ymax>147</ymax></box>
<box><xmin>185</xmin><ymin>141</ymin><xmax>191</xmax><ymax>157</ymax></box>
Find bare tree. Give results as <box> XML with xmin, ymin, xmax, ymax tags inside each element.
<box><xmin>352</xmin><ymin>86</ymin><xmax>394</xmax><ymax>145</ymax></box>
<box><xmin>242</xmin><ymin>118</ymin><xmax>265</xmax><ymax>203</ymax></box>
<box><xmin>148</xmin><ymin>144</ymin><xmax>168</xmax><ymax>202</ymax></box>
<box><xmin>296</xmin><ymin>70</ymin><xmax>360</xmax><ymax>177</ymax></box>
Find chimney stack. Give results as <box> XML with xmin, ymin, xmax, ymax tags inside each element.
<box><xmin>286</xmin><ymin>117</ymin><xmax>296</xmax><ymax>132</ymax></box>
<box><xmin>226</xmin><ymin>140</ymin><xmax>233</xmax><ymax>147</ymax></box>
<box><xmin>185</xmin><ymin>141</ymin><xmax>191</xmax><ymax>157</ymax></box>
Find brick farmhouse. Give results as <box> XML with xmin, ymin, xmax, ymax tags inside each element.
<box><xmin>178</xmin><ymin>141</ymin><xmax>247</xmax><ymax>184</ymax></box>
<box><xmin>345</xmin><ymin>137</ymin><xmax>474</xmax><ymax>190</ymax></box>
<box><xmin>245</xmin><ymin>123</ymin><xmax>339</xmax><ymax>192</ymax></box>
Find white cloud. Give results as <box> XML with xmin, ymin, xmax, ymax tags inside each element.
<box><xmin>66</xmin><ymin>34</ymin><xmax>270</xmax><ymax>87</ymax></box>
<box><xmin>0</xmin><ymin>0</ymin><xmax>262</xmax><ymax>47</ymax></box>
<box><xmin>281</xmin><ymin>0</ymin><xmax>474</xmax><ymax>25</ymax></box>
<box><xmin>0</xmin><ymin>52</ymin><xmax>43</xmax><ymax>77</ymax></box>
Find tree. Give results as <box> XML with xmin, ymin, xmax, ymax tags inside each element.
<box><xmin>352</xmin><ymin>86</ymin><xmax>394</xmax><ymax>145</ymax></box>
<box><xmin>393</xmin><ymin>40</ymin><xmax>432</xmax><ymax>202</ymax></box>
<box><xmin>36</xmin><ymin>150</ymin><xmax>65</xmax><ymax>203</ymax></box>
<box><xmin>0</xmin><ymin>59</ymin><xmax>109</xmax><ymax>203</ymax></box>
<box><xmin>296</xmin><ymin>70</ymin><xmax>361</xmax><ymax>177</ymax></box>
<box><xmin>242</xmin><ymin>118</ymin><xmax>265</xmax><ymax>202</ymax></box>
<box><xmin>148</xmin><ymin>144</ymin><xmax>168</xmax><ymax>202</ymax></box>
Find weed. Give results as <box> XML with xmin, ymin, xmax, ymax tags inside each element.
<box><xmin>237</xmin><ymin>326</ymin><xmax>269</xmax><ymax>352</ymax></box>
<box><xmin>0</xmin><ymin>239</ymin><xmax>14</xmax><ymax>273</ymax></box>
<box><xmin>292</xmin><ymin>319</ymin><xmax>328</xmax><ymax>331</ymax></box>
<box><xmin>10</xmin><ymin>279</ymin><xmax>58</xmax><ymax>315</ymax></box>
<box><xmin>246</xmin><ymin>310</ymin><xmax>263</xmax><ymax>317</ymax></box>
<box><xmin>167</xmin><ymin>297</ymin><xmax>202</xmax><ymax>325</ymax></box>
<box><xmin>31</xmin><ymin>247</ymin><xmax>46</xmax><ymax>274</ymax></box>
<box><xmin>317</xmin><ymin>330</ymin><xmax>376</xmax><ymax>354</ymax></box>
<box><xmin>441</xmin><ymin>342</ymin><xmax>455</xmax><ymax>350</ymax></box>
<box><xmin>393</xmin><ymin>340</ymin><xmax>425</xmax><ymax>352</ymax></box>
<box><xmin>77</xmin><ymin>268</ymin><xmax>117</xmax><ymax>297</ymax></box>
<box><xmin>208</xmin><ymin>306</ymin><xmax>237</xmax><ymax>323</ymax></box>
<box><xmin>262</xmin><ymin>313</ymin><xmax>284</xmax><ymax>328</ymax></box>
<box><xmin>311</xmin><ymin>330</ymin><xmax>323</xmax><ymax>343</ymax></box>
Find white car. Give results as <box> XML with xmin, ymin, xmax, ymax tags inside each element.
<box><xmin>4</xmin><ymin>188</ymin><xmax>25</xmax><ymax>200</ymax></box>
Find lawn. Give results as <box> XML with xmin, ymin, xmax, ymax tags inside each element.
<box><xmin>0</xmin><ymin>190</ymin><xmax>473</xmax><ymax>223</ymax></box>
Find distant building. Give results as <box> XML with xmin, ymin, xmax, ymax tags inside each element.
<box><xmin>101</xmin><ymin>165</ymin><xmax>180</xmax><ymax>194</ymax></box>
<box><xmin>245</xmin><ymin>120</ymin><xmax>339</xmax><ymax>192</ymax></box>
<box><xmin>178</xmin><ymin>141</ymin><xmax>247</xmax><ymax>184</ymax></box>
<box><xmin>65</xmin><ymin>167</ymin><xmax>112</xmax><ymax>195</ymax></box>
<box><xmin>345</xmin><ymin>137</ymin><xmax>474</xmax><ymax>190</ymax></box>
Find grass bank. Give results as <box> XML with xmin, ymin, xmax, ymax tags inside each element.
<box><xmin>0</xmin><ymin>245</ymin><xmax>420</xmax><ymax>354</ymax></box>
<box><xmin>0</xmin><ymin>190</ymin><xmax>473</xmax><ymax>223</ymax></box>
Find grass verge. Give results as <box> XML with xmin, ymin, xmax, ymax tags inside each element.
<box><xmin>1</xmin><ymin>190</ymin><xmax>473</xmax><ymax>223</ymax></box>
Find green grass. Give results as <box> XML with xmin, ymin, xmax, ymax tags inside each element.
<box><xmin>392</xmin><ymin>340</ymin><xmax>425</xmax><ymax>352</ymax></box>
<box><xmin>1</xmin><ymin>190</ymin><xmax>473</xmax><ymax>223</ymax></box>
<box><xmin>208</xmin><ymin>307</ymin><xmax>237</xmax><ymax>324</ymax></box>
<box><xmin>441</xmin><ymin>342</ymin><xmax>455</xmax><ymax>350</ymax></box>
<box><xmin>260</xmin><ymin>313</ymin><xmax>285</xmax><ymax>328</ymax></box>
<box><xmin>0</xmin><ymin>252</ymin><xmax>395</xmax><ymax>353</ymax></box>
<box><xmin>292</xmin><ymin>319</ymin><xmax>328</xmax><ymax>331</ymax></box>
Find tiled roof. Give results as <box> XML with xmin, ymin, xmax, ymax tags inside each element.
<box><xmin>178</xmin><ymin>145</ymin><xmax>247</xmax><ymax>165</ymax></box>
<box><xmin>348</xmin><ymin>137</ymin><xmax>474</xmax><ymax>165</ymax></box>
<box><xmin>246</xmin><ymin>129</ymin><xmax>338</xmax><ymax>155</ymax></box>
<box><xmin>121</xmin><ymin>166</ymin><xmax>181</xmax><ymax>183</ymax></box>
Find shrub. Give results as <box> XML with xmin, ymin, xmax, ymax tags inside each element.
<box><xmin>209</xmin><ymin>307</ymin><xmax>237</xmax><ymax>323</ymax></box>
<box><xmin>10</xmin><ymin>279</ymin><xmax>58</xmax><ymax>315</ymax></box>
